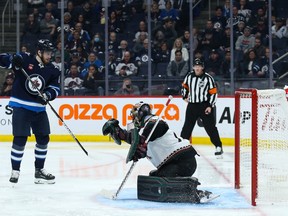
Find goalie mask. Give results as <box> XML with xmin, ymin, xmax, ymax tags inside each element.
<box><xmin>130</xmin><ymin>102</ymin><xmax>151</xmax><ymax>126</ymax></box>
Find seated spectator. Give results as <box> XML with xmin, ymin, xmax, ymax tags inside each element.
<box><xmin>198</xmin><ymin>28</ymin><xmax>220</xmax><ymax>61</ymax></box>
<box><xmin>152</xmin><ymin>18</ymin><xmax>177</xmax><ymax>49</ymax></box>
<box><xmin>240</xmin><ymin>49</ymin><xmax>262</xmax><ymax>78</ymax></box>
<box><xmin>158</xmin><ymin>0</ymin><xmax>179</xmax><ymax>23</ymax></box>
<box><xmin>65</xmin><ymin>1</ymin><xmax>80</xmax><ymax>23</ymax></box>
<box><xmin>220</xmin><ymin>49</ymin><xmax>232</xmax><ymax>78</ymax></box>
<box><xmin>82</xmin><ymin>64</ymin><xmax>104</xmax><ymax>96</ymax></box>
<box><xmin>108</xmin><ymin>50</ymin><xmax>117</xmax><ymax>77</ymax></box>
<box><xmin>114</xmin><ymin>77</ymin><xmax>140</xmax><ymax>96</ymax></box>
<box><xmin>81</xmin><ymin>51</ymin><xmax>103</xmax><ymax>79</ymax></box>
<box><xmin>57</xmin><ymin>12</ymin><xmax>74</xmax><ymax>37</ymax></box>
<box><xmin>223</xmin><ymin>0</ymin><xmax>231</xmax><ymax>19</ymax></box>
<box><xmin>251</xmin><ymin>17</ymin><xmax>268</xmax><ymax>44</ymax></box>
<box><xmin>51</xmin><ymin>51</ymin><xmax>62</xmax><ymax>71</ymax></box>
<box><xmin>91</xmin><ymin>32</ymin><xmax>105</xmax><ymax>53</ymax></box>
<box><xmin>167</xmin><ymin>49</ymin><xmax>189</xmax><ymax>77</ymax></box>
<box><xmin>211</xmin><ymin>6</ymin><xmax>227</xmax><ymax>30</ymax></box>
<box><xmin>115</xmin><ymin>51</ymin><xmax>138</xmax><ymax>77</ymax></box>
<box><xmin>235</xmin><ymin>26</ymin><xmax>255</xmax><ymax>64</ymax></box>
<box><xmin>67</xmin><ymin>22</ymin><xmax>91</xmax><ymax>51</ymax></box>
<box><xmin>181</xmin><ymin>28</ymin><xmax>199</xmax><ymax>54</ymax></box>
<box><xmin>116</xmin><ymin>40</ymin><xmax>130</xmax><ymax>61</ymax></box>
<box><xmin>108</xmin><ymin>31</ymin><xmax>119</xmax><ymax>54</ymax></box>
<box><xmin>75</xmin><ymin>13</ymin><xmax>92</xmax><ymax>35</ymax></box>
<box><xmin>134</xmin><ymin>21</ymin><xmax>148</xmax><ymax>42</ymax></box>
<box><xmin>153</xmin><ymin>41</ymin><xmax>171</xmax><ymax>63</ymax></box>
<box><xmin>67</xmin><ymin>51</ymin><xmax>84</xmax><ymax>75</ymax></box>
<box><xmin>170</xmin><ymin>38</ymin><xmax>189</xmax><ymax>62</ymax></box>
<box><xmin>135</xmin><ymin>38</ymin><xmax>151</xmax><ymax>68</ymax></box>
<box><xmin>133</xmin><ymin>32</ymin><xmax>148</xmax><ymax>56</ymax></box>
<box><xmin>237</xmin><ymin>0</ymin><xmax>252</xmax><ymax>23</ymax></box>
<box><xmin>253</xmin><ymin>37</ymin><xmax>266</xmax><ymax>59</ymax></box>
<box><xmin>21</xmin><ymin>13</ymin><xmax>40</xmax><ymax>53</ymax></box>
<box><xmin>226</xmin><ymin>6</ymin><xmax>246</xmax><ymax>31</ymax></box>
<box><xmin>234</xmin><ymin>20</ymin><xmax>246</xmax><ymax>38</ymax></box>
<box><xmin>271</xmin><ymin>17</ymin><xmax>288</xmax><ymax>51</ymax></box>
<box><xmin>260</xmin><ymin>47</ymin><xmax>281</xmax><ymax>78</ymax></box>
<box><xmin>40</xmin><ymin>2</ymin><xmax>60</xmax><ymax>21</ymax></box>
<box><xmin>146</xmin><ymin>1</ymin><xmax>161</xmax><ymax>29</ymax></box>
<box><xmin>0</xmin><ymin>73</ymin><xmax>14</xmax><ymax>96</ymax></box>
<box><xmin>39</xmin><ymin>11</ymin><xmax>58</xmax><ymax>42</ymax></box>
<box><xmin>64</xmin><ymin>63</ymin><xmax>84</xmax><ymax>96</ymax></box>
<box><xmin>78</xmin><ymin>1</ymin><xmax>93</xmax><ymax>32</ymax></box>
<box><xmin>205</xmin><ymin>49</ymin><xmax>222</xmax><ymax>77</ymax></box>
<box><xmin>108</xmin><ymin>10</ymin><xmax>123</xmax><ymax>33</ymax></box>
<box><xmin>247</xmin><ymin>6</ymin><xmax>266</xmax><ymax>29</ymax></box>
<box><xmin>66</xmin><ymin>30</ymin><xmax>88</xmax><ymax>52</ymax></box>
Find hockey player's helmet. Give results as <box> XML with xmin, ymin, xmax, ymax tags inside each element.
<box><xmin>130</xmin><ymin>102</ymin><xmax>151</xmax><ymax>124</ymax></box>
<box><xmin>37</xmin><ymin>39</ymin><xmax>54</xmax><ymax>52</ymax></box>
<box><xmin>193</xmin><ymin>58</ymin><xmax>204</xmax><ymax>68</ymax></box>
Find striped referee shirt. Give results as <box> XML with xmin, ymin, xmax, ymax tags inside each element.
<box><xmin>181</xmin><ymin>71</ymin><xmax>218</xmax><ymax>107</ymax></box>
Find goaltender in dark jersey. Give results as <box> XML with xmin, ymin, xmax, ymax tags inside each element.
<box><xmin>0</xmin><ymin>52</ymin><xmax>61</xmax><ymax>112</ymax></box>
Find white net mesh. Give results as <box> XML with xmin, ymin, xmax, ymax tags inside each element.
<box><xmin>238</xmin><ymin>89</ymin><xmax>288</xmax><ymax>204</ymax></box>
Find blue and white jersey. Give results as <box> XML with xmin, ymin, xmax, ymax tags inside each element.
<box><xmin>0</xmin><ymin>52</ymin><xmax>61</xmax><ymax>112</ymax></box>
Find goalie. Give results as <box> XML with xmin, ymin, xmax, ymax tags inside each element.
<box><xmin>102</xmin><ymin>102</ymin><xmax>218</xmax><ymax>203</ymax></box>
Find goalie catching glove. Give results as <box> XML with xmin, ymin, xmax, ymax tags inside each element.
<box><xmin>102</xmin><ymin>118</ymin><xmax>128</xmax><ymax>145</ymax></box>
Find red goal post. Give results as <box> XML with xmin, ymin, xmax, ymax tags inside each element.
<box><xmin>234</xmin><ymin>88</ymin><xmax>288</xmax><ymax>206</ymax></box>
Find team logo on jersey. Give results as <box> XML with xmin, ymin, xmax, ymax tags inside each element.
<box><xmin>198</xmin><ymin>80</ymin><xmax>205</xmax><ymax>88</ymax></box>
<box><xmin>25</xmin><ymin>74</ymin><xmax>46</xmax><ymax>95</ymax></box>
<box><xmin>28</xmin><ymin>64</ymin><xmax>34</xmax><ymax>70</ymax></box>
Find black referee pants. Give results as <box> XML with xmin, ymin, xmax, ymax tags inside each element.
<box><xmin>180</xmin><ymin>102</ymin><xmax>222</xmax><ymax>148</ymax></box>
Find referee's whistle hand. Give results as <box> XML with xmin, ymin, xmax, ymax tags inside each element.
<box><xmin>205</xmin><ymin>107</ymin><xmax>211</xmax><ymax>115</ymax></box>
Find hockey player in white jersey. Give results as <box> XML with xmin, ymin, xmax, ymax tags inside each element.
<box><xmin>102</xmin><ymin>101</ymin><xmax>219</xmax><ymax>203</ymax></box>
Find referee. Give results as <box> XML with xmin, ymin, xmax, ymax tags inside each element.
<box><xmin>180</xmin><ymin>58</ymin><xmax>223</xmax><ymax>158</ymax></box>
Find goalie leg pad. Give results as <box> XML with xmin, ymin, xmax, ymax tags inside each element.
<box><xmin>137</xmin><ymin>175</ymin><xmax>201</xmax><ymax>203</ymax></box>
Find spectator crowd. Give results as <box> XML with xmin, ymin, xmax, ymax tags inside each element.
<box><xmin>1</xmin><ymin>0</ymin><xmax>287</xmax><ymax>96</ymax></box>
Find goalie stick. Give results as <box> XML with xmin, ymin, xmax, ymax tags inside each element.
<box><xmin>102</xmin><ymin>95</ymin><xmax>173</xmax><ymax>200</ymax></box>
<box><xmin>20</xmin><ymin>67</ymin><xmax>88</xmax><ymax>156</ymax></box>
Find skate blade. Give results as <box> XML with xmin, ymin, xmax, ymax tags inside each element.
<box><xmin>200</xmin><ymin>194</ymin><xmax>220</xmax><ymax>203</ymax></box>
<box><xmin>34</xmin><ymin>179</ymin><xmax>55</xmax><ymax>184</ymax></box>
<box><xmin>99</xmin><ymin>189</ymin><xmax>117</xmax><ymax>200</ymax></box>
<box><xmin>215</xmin><ymin>154</ymin><xmax>223</xmax><ymax>159</ymax></box>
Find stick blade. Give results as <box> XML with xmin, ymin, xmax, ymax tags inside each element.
<box><xmin>99</xmin><ymin>189</ymin><xmax>117</xmax><ymax>200</ymax></box>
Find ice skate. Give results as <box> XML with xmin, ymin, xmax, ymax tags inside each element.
<box><xmin>215</xmin><ymin>146</ymin><xmax>223</xmax><ymax>159</ymax></box>
<box><xmin>34</xmin><ymin>168</ymin><xmax>55</xmax><ymax>184</ymax></box>
<box><xmin>197</xmin><ymin>190</ymin><xmax>220</xmax><ymax>203</ymax></box>
<box><xmin>9</xmin><ymin>170</ymin><xmax>20</xmax><ymax>183</ymax></box>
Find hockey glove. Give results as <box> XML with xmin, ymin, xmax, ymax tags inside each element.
<box><xmin>102</xmin><ymin>118</ymin><xmax>128</xmax><ymax>145</ymax></box>
<box><xmin>11</xmin><ymin>53</ymin><xmax>24</xmax><ymax>69</ymax></box>
<box><xmin>132</xmin><ymin>143</ymin><xmax>147</xmax><ymax>162</ymax></box>
<box><xmin>37</xmin><ymin>92</ymin><xmax>51</xmax><ymax>105</ymax></box>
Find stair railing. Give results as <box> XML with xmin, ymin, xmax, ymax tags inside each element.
<box><xmin>2</xmin><ymin>0</ymin><xmax>14</xmax><ymax>46</ymax></box>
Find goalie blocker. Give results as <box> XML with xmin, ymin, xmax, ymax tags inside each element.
<box><xmin>138</xmin><ymin>175</ymin><xmax>211</xmax><ymax>203</ymax></box>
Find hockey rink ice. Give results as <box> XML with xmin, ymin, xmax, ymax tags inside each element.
<box><xmin>0</xmin><ymin>142</ymin><xmax>287</xmax><ymax>216</ymax></box>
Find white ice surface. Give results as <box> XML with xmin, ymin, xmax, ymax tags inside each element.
<box><xmin>0</xmin><ymin>142</ymin><xmax>287</xmax><ymax>216</ymax></box>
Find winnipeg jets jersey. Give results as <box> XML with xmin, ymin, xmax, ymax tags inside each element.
<box><xmin>0</xmin><ymin>52</ymin><xmax>61</xmax><ymax>112</ymax></box>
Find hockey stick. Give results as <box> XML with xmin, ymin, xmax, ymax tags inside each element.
<box><xmin>20</xmin><ymin>67</ymin><xmax>88</xmax><ymax>156</ymax></box>
<box><xmin>103</xmin><ymin>95</ymin><xmax>173</xmax><ymax>200</ymax></box>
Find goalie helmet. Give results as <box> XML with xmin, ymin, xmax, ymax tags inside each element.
<box><xmin>130</xmin><ymin>102</ymin><xmax>151</xmax><ymax>125</ymax></box>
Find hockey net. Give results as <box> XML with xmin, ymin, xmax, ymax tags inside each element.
<box><xmin>234</xmin><ymin>88</ymin><xmax>288</xmax><ymax>206</ymax></box>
